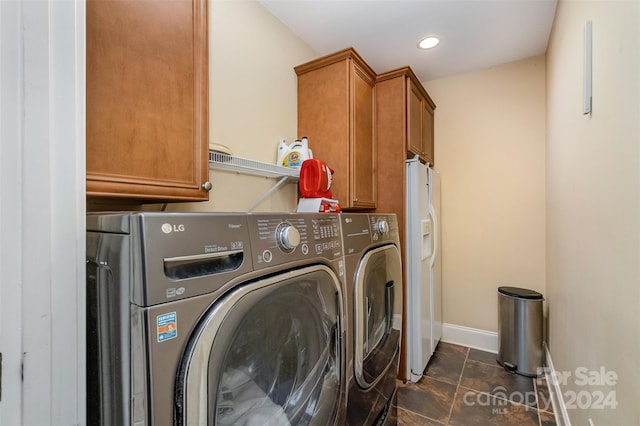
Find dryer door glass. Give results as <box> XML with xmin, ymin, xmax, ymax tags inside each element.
<box><xmin>354</xmin><ymin>245</ymin><xmax>402</xmax><ymax>389</ymax></box>
<box><xmin>177</xmin><ymin>266</ymin><xmax>344</xmax><ymax>426</ymax></box>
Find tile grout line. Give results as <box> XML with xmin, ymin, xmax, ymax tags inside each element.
<box><xmin>401</xmin><ymin>356</ymin><xmax>453</xmax><ymax>426</ymax></box>
<box><xmin>534</xmin><ymin>377</ymin><xmax>543</xmax><ymax>426</ymax></box>
<box><xmin>397</xmin><ymin>403</ymin><xmax>445</xmax><ymax>426</ymax></box>
<box><xmin>397</xmin><ymin>376</ymin><xmax>449</xmax><ymax>426</ymax></box>
<box><xmin>445</xmin><ymin>346</ymin><xmax>470</xmax><ymax>425</ymax></box>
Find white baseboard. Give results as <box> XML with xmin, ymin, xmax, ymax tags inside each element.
<box><xmin>543</xmin><ymin>342</ymin><xmax>571</xmax><ymax>426</ymax></box>
<box><xmin>441</xmin><ymin>323</ymin><xmax>498</xmax><ymax>353</ymax></box>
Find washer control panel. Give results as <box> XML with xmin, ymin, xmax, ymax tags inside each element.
<box><xmin>310</xmin><ymin>215</ymin><xmax>341</xmax><ymax>256</ymax></box>
<box><xmin>248</xmin><ymin>214</ymin><xmax>342</xmax><ymax>268</ymax></box>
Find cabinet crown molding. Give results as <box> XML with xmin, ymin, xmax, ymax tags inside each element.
<box><xmin>377</xmin><ymin>66</ymin><xmax>436</xmax><ymax>110</ymax></box>
<box><xmin>294</xmin><ymin>47</ymin><xmax>376</xmax><ymax>78</ymax></box>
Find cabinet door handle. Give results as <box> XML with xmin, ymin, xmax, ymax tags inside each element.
<box><xmin>201</xmin><ymin>181</ymin><xmax>212</xmax><ymax>191</ymax></box>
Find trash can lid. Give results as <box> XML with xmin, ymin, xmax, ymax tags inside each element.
<box><xmin>498</xmin><ymin>286</ymin><xmax>544</xmax><ymax>300</ymax></box>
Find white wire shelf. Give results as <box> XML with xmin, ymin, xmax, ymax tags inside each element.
<box><xmin>209</xmin><ymin>151</ymin><xmax>299</xmax><ymax>180</ymax></box>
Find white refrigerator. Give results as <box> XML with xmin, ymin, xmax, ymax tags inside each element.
<box><xmin>405</xmin><ymin>158</ymin><xmax>442</xmax><ymax>383</ymax></box>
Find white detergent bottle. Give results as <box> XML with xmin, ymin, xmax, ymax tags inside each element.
<box><xmin>283</xmin><ymin>137</ymin><xmax>312</xmax><ymax>168</ymax></box>
<box><xmin>276</xmin><ymin>139</ymin><xmax>289</xmax><ymax>166</ymax></box>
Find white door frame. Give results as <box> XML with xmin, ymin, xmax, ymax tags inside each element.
<box><xmin>0</xmin><ymin>0</ymin><xmax>86</xmax><ymax>423</ymax></box>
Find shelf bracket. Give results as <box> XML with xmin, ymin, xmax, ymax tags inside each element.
<box><xmin>246</xmin><ymin>176</ymin><xmax>291</xmax><ymax>212</ymax></box>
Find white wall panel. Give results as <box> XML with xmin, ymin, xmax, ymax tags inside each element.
<box><xmin>0</xmin><ymin>0</ymin><xmax>24</xmax><ymax>423</ymax></box>
<box><xmin>0</xmin><ymin>0</ymin><xmax>85</xmax><ymax>423</ymax></box>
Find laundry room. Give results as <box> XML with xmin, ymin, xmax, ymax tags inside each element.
<box><xmin>1</xmin><ymin>0</ymin><xmax>638</xmax><ymax>425</ymax></box>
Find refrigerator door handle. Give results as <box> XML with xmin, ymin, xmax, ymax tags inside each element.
<box><xmin>428</xmin><ymin>203</ymin><xmax>439</xmax><ymax>269</ymax></box>
<box><xmin>420</xmin><ymin>219</ymin><xmax>431</xmax><ymax>260</ymax></box>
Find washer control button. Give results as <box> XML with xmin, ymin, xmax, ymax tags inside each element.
<box><xmin>262</xmin><ymin>249</ymin><xmax>273</xmax><ymax>263</ymax></box>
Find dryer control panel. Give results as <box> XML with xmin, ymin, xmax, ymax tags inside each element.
<box><xmin>369</xmin><ymin>214</ymin><xmax>399</xmax><ymax>243</ymax></box>
<box><xmin>341</xmin><ymin>214</ymin><xmax>372</xmax><ymax>255</ymax></box>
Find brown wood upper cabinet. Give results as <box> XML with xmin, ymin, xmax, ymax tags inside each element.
<box><xmin>295</xmin><ymin>48</ymin><xmax>377</xmax><ymax>210</ymax></box>
<box><xmin>86</xmin><ymin>0</ymin><xmax>210</xmax><ymax>202</ymax></box>
<box><xmin>377</xmin><ymin>67</ymin><xmax>436</xmax><ymax>165</ymax></box>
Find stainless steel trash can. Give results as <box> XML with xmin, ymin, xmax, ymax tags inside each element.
<box><xmin>497</xmin><ymin>286</ymin><xmax>544</xmax><ymax>377</ymax></box>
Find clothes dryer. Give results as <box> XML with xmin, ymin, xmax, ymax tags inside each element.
<box><xmin>86</xmin><ymin>212</ymin><xmax>347</xmax><ymax>426</ymax></box>
<box><xmin>341</xmin><ymin>213</ymin><xmax>403</xmax><ymax>425</ymax></box>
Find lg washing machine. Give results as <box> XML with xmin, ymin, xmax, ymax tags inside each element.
<box><xmin>86</xmin><ymin>212</ymin><xmax>347</xmax><ymax>425</ymax></box>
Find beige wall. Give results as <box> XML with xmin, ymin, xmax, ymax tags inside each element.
<box><xmin>169</xmin><ymin>0</ymin><xmax>317</xmax><ymax>213</ymax></box>
<box><xmin>546</xmin><ymin>1</ymin><xmax>640</xmax><ymax>424</ymax></box>
<box><xmin>424</xmin><ymin>56</ymin><xmax>547</xmax><ymax>333</ymax></box>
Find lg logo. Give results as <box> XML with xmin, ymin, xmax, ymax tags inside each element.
<box><xmin>161</xmin><ymin>223</ymin><xmax>185</xmax><ymax>234</ymax></box>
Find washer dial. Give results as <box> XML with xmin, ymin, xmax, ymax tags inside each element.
<box><xmin>276</xmin><ymin>223</ymin><xmax>301</xmax><ymax>252</ymax></box>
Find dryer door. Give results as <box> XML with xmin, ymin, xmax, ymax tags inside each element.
<box><xmin>354</xmin><ymin>244</ymin><xmax>402</xmax><ymax>389</ymax></box>
<box><xmin>176</xmin><ymin>265</ymin><xmax>344</xmax><ymax>426</ymax></box>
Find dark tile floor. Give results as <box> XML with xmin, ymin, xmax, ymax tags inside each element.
<box><xmin>397</xmin><ymin>342</ymin><xmax>557</xmax><ymax>426</ymax></box>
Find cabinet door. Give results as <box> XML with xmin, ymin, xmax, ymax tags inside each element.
<box><xmin>297</xmin><ymin>60</ymin><xmax>351</xmax><ymax>207</ymax></box>
<box><xmin>86</xmin><ymin>0</ymin><xmax>209</xmax><ymax>201</ymax></box>
<box><xmin>351</xmin><ymin>64</ymin><xmax>376</xmax><ymax>209</ymax></box>
<box><xmin>407</xmin><ymin>78</ymin><xmax>435</xmax><ymax>165</ymax></box>
<box><xmin>407</xmin><ymin>81</ymin><xmax>423</xmax><ymax>160</ymax></box>
<box><xmin>297</xmin><ymin>50</ymin><xmax>376</xmax><ymax>211</ymax></box>
<box><xmin>422</xmin><ymin>101</ymin><xmax>434</xmax><ymax>165</ymax></box>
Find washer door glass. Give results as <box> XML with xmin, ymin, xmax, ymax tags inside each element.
<box><xmin>177</xmin><ymin>265</ymin><xmax>344</xmax><ymax>426</ymax></box>
<box><xmin>354</xmin><ymin>245</ymin><xmax>402</xmax><ymax>389</ymax></box>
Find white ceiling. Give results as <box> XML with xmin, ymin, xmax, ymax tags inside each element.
<box><xmin>259</xmin><ymin>0</ymin><xmax>558</xmax><ymax>82</ymax></box>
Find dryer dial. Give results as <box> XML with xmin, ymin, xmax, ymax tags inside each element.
<box><xmin>276</xmin><ymin>223</ymin><xmax>301</xmax><ymax>252</ymax></box>
<box><xmin>373</xmin><ymin>220</ymin><xmax>389</xmax><ymax>236</ymax></box>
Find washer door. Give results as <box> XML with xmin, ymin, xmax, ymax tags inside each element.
<box><xmin>176</xmin><ymin>265</ymin><xmax>344</xmax><ymax>426</ymax></box>
<box><xmin>354</xmin><ymin>244</ymin><xmax>402</xmax><ymax>389</ymax></box>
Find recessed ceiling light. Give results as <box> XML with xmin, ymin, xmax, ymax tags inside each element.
<box><xmin>418</xmin><ymin>36</ymin><xmax>440</xmax><ymax>49</ymax></box>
